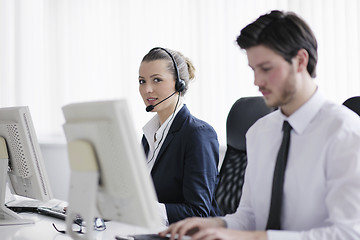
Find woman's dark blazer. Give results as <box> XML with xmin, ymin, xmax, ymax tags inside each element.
<box><xmin>142</xmin><ymin>105</ymin><xmax>221</xmax><ymax>224</ymax></box>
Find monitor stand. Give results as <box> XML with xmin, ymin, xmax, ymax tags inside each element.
<box><xmin>0</xmin><ymin>137</ymin><xmax>33</xmax><ymax>226</ymax></box>
<box><xmin>66</xmin><ymin>140</ymin><xmax>99</xmax><ymax>240</ymax></box>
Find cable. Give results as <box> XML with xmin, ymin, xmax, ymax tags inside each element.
<box><xmin>147</xmin><ymin>94</ymin><xmax>181</xmax><ymax>165</ymax></box>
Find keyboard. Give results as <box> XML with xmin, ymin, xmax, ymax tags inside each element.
<box><xmin>116</xmin><ymin>234</ymin><xmax>191</xmax><ymax>240</ymax></box>
<box><xmin>6</xmin><ymin>198</ymin><xmax>66</xmax><ymax>212</ymax></box>
<box><xmin>37</xmin><ymin>207</ymin><xmax>66</xmax><ymax>221</ymax></box>
<box><xmin>116</xmin><ymin>234</ymin><xmax>169</xmax><ymax>240</ymax></box>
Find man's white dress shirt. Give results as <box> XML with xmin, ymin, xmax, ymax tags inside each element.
<box><xmin>224</xmin><ymin>90</ymin><xmax>360</xmax><ymax>240</ymax></box>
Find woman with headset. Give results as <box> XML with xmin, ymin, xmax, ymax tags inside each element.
<box><xmin>139</xmin><ymin>47</ymin><xmax>221</xmax><ymax>225</ymax></box>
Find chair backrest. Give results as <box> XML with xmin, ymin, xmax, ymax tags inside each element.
<box><xmin>215</xmin><ymin>97</ymin><xmax>273</xmax><ymax>215</ymax></box>
<box><xmin>343</xmin><ymin>96</ymin><xmax>360</xmax><ymax>116</ymax></box>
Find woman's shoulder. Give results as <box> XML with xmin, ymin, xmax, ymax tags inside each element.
<box><xmin>175</xmin><ymin>105</ymin><xmax>217</xmax><ymax>135</ymax></box>
<box><xmin>189</xmin><ymin>114</ymin><xmax>214</xmax><ymax>129</ymax></box>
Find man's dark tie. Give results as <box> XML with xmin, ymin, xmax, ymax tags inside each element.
<box><xmin>266</xmin><ymin>121</ymin><xmax>292</xmax><ymax>230</ymax></box>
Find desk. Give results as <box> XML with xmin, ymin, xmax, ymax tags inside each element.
<box><xmin>1</xmin><ymin>212</ymin><xmax>164</xmax><ymax>240</ymax></box>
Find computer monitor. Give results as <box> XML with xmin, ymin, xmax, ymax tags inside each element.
<box><xmin>62</xmin><ymin>99</ymin><xmax>162</xmax><ymax>240</ymax></box>
<box><xmin>0</xmin><ymin>106</ymin><xmax>53</xmax><ymax>225</ymax></box>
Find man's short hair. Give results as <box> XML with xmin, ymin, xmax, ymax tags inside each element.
<box><xmin>237</xmin><ymin>10</ymin><xmax>318</xmax><ymax>78</ymax></box>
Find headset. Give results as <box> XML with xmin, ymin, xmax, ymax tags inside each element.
<box><xmin>149</xmin><ymin>47</ymin><xmax>186</xmax><ymax>93</ymax></box>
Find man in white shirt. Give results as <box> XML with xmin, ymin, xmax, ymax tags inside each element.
<box><xmin>160</xmin><ymin>10</ymin><xmax>360</xmax><ymax>240</ymax></box>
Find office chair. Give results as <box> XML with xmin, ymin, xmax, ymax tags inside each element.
<box><xmin>215</xmin><ymin>97</ymin><xmax>273</xmax><ymax>215</ymax></box>
<box><xmin>343</xmin><ymin>96</ymin><xmax>360</xmax><ymax>116</ymax></box>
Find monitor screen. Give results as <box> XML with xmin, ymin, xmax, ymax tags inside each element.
<box><xmin>62</xmin><ymin>99</ymin><xmax>162</xmax><ymax>238</ymax></box>
<box><xmin>0</xmin><ymin>106</ymin><xmax>53</xmax><ymax>225</ymax></box>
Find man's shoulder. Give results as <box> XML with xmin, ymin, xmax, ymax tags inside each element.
<box><xmin>318</xmin><ymin>100</ymin><xmax>360</xmax><ymax>128</ymax></box>
<box><xmin>246</xmin><ymin>110</ymin><xmax>279</xmax><ymax>136</ymax></box>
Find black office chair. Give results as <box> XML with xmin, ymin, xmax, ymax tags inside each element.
<box><xmin>343</xmin><ymin>96</ymin><xmax>360</xmax><ymax>116</ymax></box>
<box><xmin>215</xmin><ymin>97</ymin><xmax>274</xmax><ymax>215</ymax></box>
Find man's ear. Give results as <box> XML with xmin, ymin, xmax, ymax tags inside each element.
<box><xmin>295</xmin><ymin>48</ymin><xmax>309</xmax><ymax>73</ymax></box>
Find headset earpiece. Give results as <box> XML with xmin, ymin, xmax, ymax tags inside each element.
<box><xmin>175</xmin><ymin>78</ymin><xmax>185</xmax><ymax>93</ymax></box>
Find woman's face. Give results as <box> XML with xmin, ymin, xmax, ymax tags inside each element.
<box><xmin>139</xmin><ymin>60</ymin><xmax>178</xmax><ymax>119</ymax></box>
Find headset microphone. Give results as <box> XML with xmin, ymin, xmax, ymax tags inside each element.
<box><xmin>145</xmin><ymin>105</ymin><xmax>155</xmax><ymax>112</ymax></box>
<box><xmin>145</xmin><ymin>91</ymin><xmax>177</xmax><ymax>112</ymax></box>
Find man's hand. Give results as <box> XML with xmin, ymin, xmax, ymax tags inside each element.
<box><xmin>159</xmin><ymin>217</ymin><xmax>267</xmax><ymax>240</ymax></box>
<box><xmin>191</xmin><ymin>228</ymin><xmax>267</xmax><ymax>240</ymax></box>
<box><xmin>159</xmin><ymin>217</ymin><xmax>225</xmax><ymax>240</ymax></box>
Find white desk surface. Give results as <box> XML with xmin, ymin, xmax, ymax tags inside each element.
<box><xmin>1</xmin><ymin>212</ymin><xmax>164</xmax><ymax>240</ymax></box>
